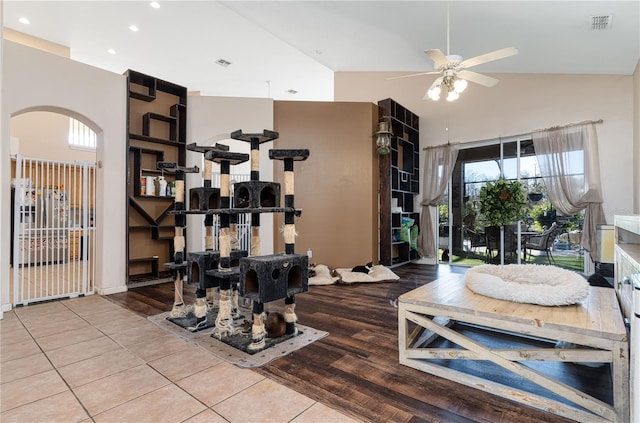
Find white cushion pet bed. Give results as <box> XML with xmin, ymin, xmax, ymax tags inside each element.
<box><xmin>308</xmin><ymin>264</ymin><xmax>399</xmax><ymax>285</ymax></box>
<box><xmin>465</xmin><ymin>264</ymin><xmax>589</xmax><ymax>306</ymax></box>
<box><xmin>308</xmin><ymin>264</ymin><xmax>341</xmax><ymax>286</ymax></box>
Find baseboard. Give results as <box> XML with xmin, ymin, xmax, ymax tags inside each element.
<box><xmin>96</xmin><ymin>285</ymin><xmax>128</xmax><ymax>296</ymax></box>
<box><xmin>411</xmin><ymin>257</ymin><xmax>437</xmax><ymax>265</ymax></box>
<box><xmin>1</xmin><ymin>302</ymin><xmax>13</xmax><ymax>319</ymax></box>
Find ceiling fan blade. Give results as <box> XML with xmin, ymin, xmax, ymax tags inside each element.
<box><xmin>457</xmin><ymin>70</ymin><xmax>499</xmax><ymax>87</ymax></box>
<box><xmin>459</xmin><ymin>47</ymin><xmax>518</xmax><ymax>69</ymax></box>
<box><xmin>387</xmin><ymin>71</ymin><xmax>440</xmax><ymax>81</ymax></box>
<box><xmin>424</xmin><ymin>49</ymin><xmax>449</xmax><ymax>67</ymax></box>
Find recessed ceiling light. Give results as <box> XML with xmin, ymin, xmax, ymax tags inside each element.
<box><xmin>129</xmin><ymin>25</ymin><xmax>139</xmax><ymax>32</ymax></box>
<box><xmin>215</xmin><ymin>58</ymin><xmax>231</xmax><ymax>67</ymax></box>
<box><xmin>287</xmin><ymin>89</ymin><xmax>298</xmax><ymax>95</ymax></box>
<box><xmin>107</xmin><ymin>48</ymin><xmax>116</xmax><ymax>55</ymax></box>
<box><xmin>150</xmin><ymin>2</ymin><xmax>160</xmax><ymax>9</ymax></box>
<box><xmin>18</xmin><ymin>17</ymin><xmax>30</xmax><ymax>25</ymax></box>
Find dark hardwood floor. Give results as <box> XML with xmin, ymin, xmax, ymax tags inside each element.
<box><xmin>108</xmin><ymin>264</ymin><xmax>606</xmax><ymax>423</ymax></box>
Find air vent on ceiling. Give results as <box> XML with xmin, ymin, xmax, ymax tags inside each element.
<box><xmin>215</xmin><ymin>59</ymin><xmax>231</xmax><ymax>67</ymax></box>
<box><xmin>591</xmin><ymin>14</ymin><xmax>613</xmax><ymax>30</ymax></box>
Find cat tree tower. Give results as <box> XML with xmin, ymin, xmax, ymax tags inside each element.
<box><xmin>167</xmin><ymin>129</ymin><xmax>310</xmax><ymax>351</ymax></box>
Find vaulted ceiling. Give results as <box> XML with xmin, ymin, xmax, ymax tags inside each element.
<box><xmin>3</xmin><ymin>1</ymin><xmax>639</xmax><ymax>101</ymax></box>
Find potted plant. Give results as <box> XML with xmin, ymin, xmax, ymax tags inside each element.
<box><xmin>479</xmin><ymin>178</ymin><xmax>528</xmax><ymax>227</ymax></box>
<box><xmin>528</xmin><ymin>192</ymin><xmax>544</xmax><ymax>202</ymax></box>
<box><xmin>527</xmin><ymin>181</ymin><xmax>545</xmax><ymax>202</ymax></box>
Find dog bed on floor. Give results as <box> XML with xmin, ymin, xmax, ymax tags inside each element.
<box><xmin>308</xmin><ymin>264</ymin><xmax>399</xmax><ymax>285</ymax></box>
<box><xmin>336</xmin><ymin>265</ymin><xmax>400</xmax><ymax>284</ymax></box>
<box><xmin>308</xmin><ymin>264</ymin><xmax>341</xmax><ymax>286</ymax></box>
<box><xmin>465</xmin><ymin>264</ymin><xmax>589</xmax><ymax>306</ymax></box>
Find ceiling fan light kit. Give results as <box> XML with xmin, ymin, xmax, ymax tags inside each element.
<box><xmin>392</xmin><ymin>5</ymin><xmax>519</xmax><ymax>103</ymax></box>
<box><xmin>426</xmin><ymin>72</ymin><xmax>468</xmax><ymax>102</ymax></box>
<box><xmin>421</xmin><ymin>46</ymin><xmax>518</xmax><ymax>102</ymax></box>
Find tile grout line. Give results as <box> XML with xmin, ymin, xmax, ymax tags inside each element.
<box><xmin>6</xmin><ymin>297</ymin><xmax>336</xmax><ymax>423</ymax></box>
<box><xmin>60</xmin><ymin>300</ymin><xmax>219</xmax><ymax>422</ymax></box>
<box><xmin>93</xmin><ymin>303</ymin><xmax>322</xmax><ymax>422</ymax></box>
<box><xmin>5</xmin><ymin>304</ymin><xmax>97</xmax><ymax>422</ymax></box>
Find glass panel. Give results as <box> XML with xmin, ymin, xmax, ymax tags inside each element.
<box><xmin>464</xmin><ymin>160</ymin><xmax>500</xmax><ymax>181</ymax></box>
<box><xmin>438</xmin><ymin>188</ymin><xmax>450</xmax><ymax>264</ymax></box>
<box><xmin>443</xmin><ymin>137</ymin><xmax>585</xmax><ymax>273</ymax></box>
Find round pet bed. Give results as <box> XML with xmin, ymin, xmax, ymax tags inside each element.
<box><xmin>465</xmin><ymin>264</ymin><xmax>589</xmax><ymax>306</ymax></box>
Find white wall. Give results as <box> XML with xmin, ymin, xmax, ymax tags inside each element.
<box><xmin>335</xmin><ymin>71</ymin><xmax>636</xmax><ymax>224</ymax></box>
<box><xmin>1</xmin><ymin>14</ymin><xmax>4</xmax><ymax>319</ymax></box>
<box><xmin>11</xmin><ymin>111</ymin><xmax>96</xmax><ymax>162</ymax></box>
<box><xmin>186</xmin><ymin>96</ymin><xmax>275</xmax><ymax>255</ymax></box>
<box><xmin>2</xmin><ymin>40</ymin><xmax>128</xmax><ymax>312</ymax></box>
<box><xmin>634</xmin><ymin>60</ymin><xmax>640</xmax><ymax>214</ymax></box>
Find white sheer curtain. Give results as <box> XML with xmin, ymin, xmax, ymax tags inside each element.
<box><xmin>419</xmin><ymin>144</ymin><xmax>459</xmax><ymax>259</ymax></box>
<box><xmin>532</xmin><ymin>122</ymin><xmax>605</xmax><ymax>261</ymax></box>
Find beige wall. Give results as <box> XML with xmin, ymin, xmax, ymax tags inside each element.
<box><xmin>3</xmin><ymin>28</ymin><xmax>69</xmax><ymax>57</ymax></box>
<box><xmin>273</xmin><ymin>101</ymin><xmax>379</xmax><ymax>268</ymax></box>
<box><xmin>335</xmin><ymin>71</ymin><xmax>636</xmax><ymax>224</ymax></box>
<box><xmin>2</xmin><ymin>40</ymin><xmax>127</xmax><ymax>312</ymax></box>
<box><xmin>185</xmin><ymin>95</ymin><xmax>275</xmax><ymax>255</ymax></box>
<box><xmin>1</xmin><ymin>17</ymin><xmax>4</xmax><ymax>318</ymax></box>
<box><xmin>11</xmin><ymin>111</ymin><xmax>96</xmax><ymax>162</ymax></box>
<box><xmin>634</xmin><ymin>60</ymin><xmax>640</xmax><ymax>213</ymax></box>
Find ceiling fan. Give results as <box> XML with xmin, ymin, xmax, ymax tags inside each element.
<box><xmin>391</xmin><ymin>6</ymin><xmax>518</xmax><ymax>101</ymax></box>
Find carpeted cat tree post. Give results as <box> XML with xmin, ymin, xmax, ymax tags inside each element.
<box><xmin>270</xmin><ymin>149</ymin><xmax>310</xmax><ymax>336</ymax></box>
<box><xmin>230</xmin><ymin>130</ymin><xmax>279</xmax><ymax>350</ymax></box>
<box><xmin>202</xmin><ymin>155</ymin><xmax>217</xmax><ymax>308</ymax></box>
<box><xmin>158</xmin><ymin>162</ymin><xmax>199</xmax><ymax>318</ymax></box>
<box><xmin>184</xmin><ymin>143</ymin><xmax>227</xmax><ymax>330</ymax></box>
<box><xmin>204</xmin><ymin>148</ymin><xmax>250</xmax><ymax>339</ymax></box>
<box><xmin>238</xmin><ymin>148</ymin><xmax>310</xmax><ymax>350</ymax></box>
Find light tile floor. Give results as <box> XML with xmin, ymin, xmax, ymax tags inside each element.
<box><xmin>1</xmin><ymin>295</ymin><xmax>360</xmax><ymax>423</ymax></box>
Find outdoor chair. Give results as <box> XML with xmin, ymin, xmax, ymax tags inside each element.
<box><xmin>525</xmin><ymin>222</ymin><xmax>561</xmax><ymax>264</ymax></box>
<box><xmin>463</xmin><ymin>226</ymin><xmax>486</xmax><ymax>257</ymax></box>
<box><xmin>485</xmin><ymin>226</ymin><xmax>522</xmax><ymax>263</ymax></box>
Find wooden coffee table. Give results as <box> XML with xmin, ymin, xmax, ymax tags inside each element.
<box><xmin>398</xmin><ymin>273</ymin><xmax>629</xmax><ymax>422</ymax></box>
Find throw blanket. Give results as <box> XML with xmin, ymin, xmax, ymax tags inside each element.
<box><xmin>465</xmin><ymin>264</ymin><xmax>589</xmax><ymax>306</ymax></box>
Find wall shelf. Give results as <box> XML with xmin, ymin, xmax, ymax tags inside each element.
<box><xmin>378</xmin><ymin>98</ymin><xmax>420</xmax><ymax>267</ymax></box>
<box><xmin>125</xmin><ymin>69</ymin><xmax>187</xmax><ymax>284</ymax></box>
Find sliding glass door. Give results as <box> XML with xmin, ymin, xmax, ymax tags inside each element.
<box><xmin>438</xmin><ymin>137</ymin><xmax>585</xmax><ymax>273</ymax></box>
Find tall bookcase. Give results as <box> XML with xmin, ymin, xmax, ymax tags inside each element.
<box><xmin>125</xmin><ymin>70</ymin><xmax>187</xmax><ymax>284</ymax></box>
<box><xmin>378</xmin><ymin>98</ymin><xmax>420</xmax><ymax>267</ymax></box>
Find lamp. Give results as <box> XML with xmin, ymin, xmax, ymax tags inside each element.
<box><xmin>374</xmin><ymin>120</ymin><xmax>392</xmax><ymax>155</ymax></box>
<box><xmin>424</xmin><ymin>70</ymin><xmax>468</xmax><ymax>102</ymax></box>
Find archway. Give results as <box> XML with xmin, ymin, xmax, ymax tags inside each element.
<box><xmin>9</xmin><ymin>108</ymin><xmax>99</xmax><ymax>305</ymax></box>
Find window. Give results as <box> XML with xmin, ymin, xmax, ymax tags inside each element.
<box><xmin>68</xmin><ymin>118</ymin><xmax>96</xmax><ymax>149</ymax></box>
<box><xmin>438</xmin><ymin>137</ymin><xmax>585</xmax><ymax>272</ymax></box>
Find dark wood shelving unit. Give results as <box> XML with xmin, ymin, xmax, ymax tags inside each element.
<box><xmin>378</xmin><ymin>98</ymin><xmax>420</xmax><ymax>267</ymax></box>
<box><xmin>125</xmin><ymin>69</ymin><xmax>187</xmax><ymax>284</ymax></box>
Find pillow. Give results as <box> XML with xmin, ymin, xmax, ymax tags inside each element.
<box><xmin>368</xmin><ymin>265</ymin><xmax>400</xmax><ymax>281</ymax></box>
<box><xmin>335</xmin><ymin>265</ymin><xmax>399</xmax><ymax>284</ymax></box>
<box><xmin>308</xmin><ymin>264</ymin><xmax>340</xmax><ymax>286</ymax></box>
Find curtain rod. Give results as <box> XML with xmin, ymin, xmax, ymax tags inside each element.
<box><xmin>533</xmin><ymin>119</ymin><xmax>603</xmax><ymax>133</ymax></box>
<box><xmin>422</xmin><ymin>118</ymin><xmax>603</xmax><ymax>150</ymax></box>
<box><xmin>423</xmin><ymin>141</ymin><xmax>460</xmax><ymax>151</ymax></box>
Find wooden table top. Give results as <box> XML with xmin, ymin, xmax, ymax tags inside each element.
<box><xmin>399</xmin><ymin>273</ymin><xmax>627</xmax><ymax>341</ymax></box>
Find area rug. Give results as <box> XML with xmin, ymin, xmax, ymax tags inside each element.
<box><xmin>149</xmin><ymin>310</ymin><xmax>328</xmax><ymax>368</ymax></box>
